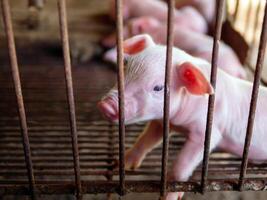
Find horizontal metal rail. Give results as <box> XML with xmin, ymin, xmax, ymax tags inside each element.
<box><xmin>1</xmin><ymin>179</ymin><xmax>267</xmax><ymax>196</ymax></box>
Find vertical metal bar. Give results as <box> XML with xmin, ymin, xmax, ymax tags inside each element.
<box><xmin>244</xmin><ymin>0</ymin><xmax>253</xmax><ymax>39</ymax></box>
<box><xmin>201</xmin><ymin>0</ymin><xmax>225</xmax><ymax>193</ymax></box>
<box><xmin>233</xmin><ymin>0</ymin><xmax>240</xmax><ymax>23</ymax></box>
<box><xmin>57</xmin><ymin>0</ymin><xmax>82</xmax><ymax>199</ymax></box>
<box><xmin>115</xmin><ymin>0</ymin><xmax>126</xmax><ymax>196</ymax></box>
<box><xmin>0</xmin><ymin>0</ymin><xmax>36</xmax><ymax>199</ymax></box>
<box><xmin>225</xmin><ymin>0</ymin><xmax>230</xmax><ymax>20</ymax></box>
<box><xmin>238</xmin><ymin>1</ymin><xmax>267</xmax><ymax>191</ymax></box>
<box><xmin>246</xmin><ymin>0</ymin><xmax>262</xmax><ymax>67</ymax></box>
<box><xmin>28</xmin><ymin>0</ymin><xmax>44</xmax><ymax>9</ymax></box>
<box><xmin>160</xmin><ymin>0</ymin><xmax>175</xmax><ymax>198</ymax></box>
<box><xmin>251</xmin><ymin>1</ymin><xmax>263</xmax><ymax>47</ymax></box>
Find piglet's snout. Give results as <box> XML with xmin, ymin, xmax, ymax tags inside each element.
<box><xmin>98</xmin><ymin>97</ymin><xmax>118</xmax><ymax>122</ymax></box>
<box><xmin>98</xmin><ymin>95</ymin><xmax>137</xmax><ymax>122</ymax></box>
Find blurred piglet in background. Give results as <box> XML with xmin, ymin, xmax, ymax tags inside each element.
<box><xmin>109</xmin><ymin>0</ymin><xmax>208</xmax><ymax>33</ymax></box>
<box><xmin>104</xmin><ymin>17</ymin><xmax>247</xmax><ymax>79</ymax></box>
<box><xmin>98</xmin><ymin>34</ymin><xmax>267</xmax><ymax>200</ymax></box>
<box><xmin>171</xmin><ymin>0</ymin><xmax>216</xmax><ymax>25</ymax></box>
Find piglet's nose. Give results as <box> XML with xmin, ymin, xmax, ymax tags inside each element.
<box><xmin>97</xmin><ymin>99</ymin><xmax>118</xmax><ymax>121</ymax></box>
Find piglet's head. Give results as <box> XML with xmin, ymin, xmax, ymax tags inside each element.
<box><xmin>98</xmin><ymin>34</ymin><xmax>213</xmax><ymax>124</ymax></box>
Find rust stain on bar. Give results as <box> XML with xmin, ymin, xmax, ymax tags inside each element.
<box><xmin>238</xmin><ymin>1</ymin><xmax>267</xmax><ymax>191</ymax></box>
<box><xmin>115</xmin><ymin>0</ymin><xmax>126</xmax><ymax>195</ymax></box>
<box><xmin>160</xmin><ymin>0</ymin><xmax>175</xmax><ymax>198</ymax></box>
<box><xmin>201</xmin><ymin>0</ymin><xmax>225</xmax><ymax>193</ymax></box>
<box><xmin>0</xmin><ymin>0</ymin><xmax>36</xmax><ymax>199</ymax></box>
<box><xmin>57</xmin><ymin>0</ymin><xmax>82</xmax><ymax>199</ymax></box>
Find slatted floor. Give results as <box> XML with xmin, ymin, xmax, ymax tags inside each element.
<box><xmin>1</xmin><ymin>62</ymin><xmax>267</xmax><ymax>196</ymax></box>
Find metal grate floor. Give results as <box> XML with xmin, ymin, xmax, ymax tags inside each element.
<box><xmin>1</xmin><ymin>63</ymin><xmax>267</xmax><ymax>195</ymax></box>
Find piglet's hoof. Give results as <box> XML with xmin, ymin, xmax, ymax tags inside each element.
<box><xmin>113</xmin><ymin>150</ymin><xmax>143</xmax><ymax>171</ymax></box>
<box><xmin>124</xmin><ymin>149</ymin><xmax>143</xmax><ymax>170</ymax></box>
<box><xmin>112</xmin><ymin>158</ymin><xmax>139</xmax><ymax>171</ymax></box>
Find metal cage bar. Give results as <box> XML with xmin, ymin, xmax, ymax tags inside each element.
<box><xmin>251</xmin><ymin>1</ymin><xmax>263</xmax><ymax>48</ymax></box>
<box><xmin>57</xmin><ymin>0</ymin><xmax>82</xmax><ymax>199</ymax></box>
<box><xmin>28</xmin><ymin>0</ymin><xmax>44</xmax><ymax>9</ymax></box>
<box><xmin>233</xmin><ymin>0</ymin><xmax>240</xmax><ymax>23</ymax></box>
<box><xmin>238</xmin><ymin>1</ymin><xmax>267</xmax><ymax>191</ymax></box>
<box><xmin>201</xmin><ymin>0</ymin><xmax>225</xmax><ymax>193</ymax></box>
<box><xmin>1</xmin><ymin>0</ymin><xmax>267</xmax><ymax>197</ymax></box>
<box><xmin>245</xmin><ymin>1</ymin><xmax>263</xmax><ymax>71</ymax></box>
<box><xmin>244</xmin><ymin>0</ymin><xmax>253</xmax><ymax>39</ymax></box>
<box><xmin>0</xmin><ymin>0</ymin><xmax>36</xmax><ymax>199</ymax></box>
<box><xmin>115</xmin><ymin>0</ymin><xmax>126</xmax><ymax>196</ymax></box>
<box><xmin>160</xmin><ymin>0</ymin><xmax>175</xmax><ymax>198</ymax></box>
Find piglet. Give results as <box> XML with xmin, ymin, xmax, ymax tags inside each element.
<box><xmin>172</xmin><ymin>0</ymin><xmax>216</xmax><ymax>25</ymax></box>
<box><xmin>109</xmin><ymin>0</ymin><xmax>208</xmax><ymax>33</ymax></box>
<box><xmin>98</xmin><ymin>34</ymin><xmax>267</xmax><ymax>200</ymax></box>
<box><xmin>104</xmin><ymin>17</ymin><xmax>247</xmax><ymax>79</ymax></box>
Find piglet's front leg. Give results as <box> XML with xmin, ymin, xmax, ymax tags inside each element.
<box><xmin>125</xmin><ymin>120</ymin><xmax>164</xmax><ymax>170</ymax></box>
<box><xmin>165</xmin><ymin>128</ymin><xmax>222</xmax><ymax>200</ymax></box>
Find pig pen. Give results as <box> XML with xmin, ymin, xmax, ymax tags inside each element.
<box><xmin>0</xmin><ymin>0</ymin><xmax>267</xmax><ymax>200</ymax></box>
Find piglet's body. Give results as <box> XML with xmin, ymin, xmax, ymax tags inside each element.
<box><xmin>104</xmin><ymin>17</ymin><xmax>246</xmax><ymax>79</ymax></box>
<box><xmin>109</xmin><ymin>0</ymin><xmax>208</xmax><ymax>33</ymax></box>
<box><xmin>98</xmin><ymin>35</ymin><xmax>267</xmax><ymax>200</ymax></box>
<box><xmin>172</xmin><ymin>0</ymin><xmax>216</xmax><ymax>25</ymax></box>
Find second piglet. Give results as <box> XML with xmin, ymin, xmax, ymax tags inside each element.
<box><xmin>98</xmin><ymin>34</ymin><xmax>267</xmax><ymax>200</ymax></box>
<box><xmin>104</xmin><ymin>17</ymin><xmax>247</xmax><ymax>79</ymax></box>
<box><xmin>109</xmin><ymin>0</ymin><xmax>208</xmax><ymax>33</ymax></box>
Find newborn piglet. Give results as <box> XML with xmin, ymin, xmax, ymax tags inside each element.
<box><xmin>98</xmin><ymin>34</ymin><xmax>267</xmax><ymax>200</ymax></box>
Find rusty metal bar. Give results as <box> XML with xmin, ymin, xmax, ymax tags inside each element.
<box><xmin>201</xmin><ymin>0</ymin><xmax>225</xmax><ymax>193</ymax></box>
<box><xmin>160</xmin><ymin>0</ymin><xmax>175</xmax><ymax>198</ymax></box>
<box><xmin>1</xmin><ymin>179</ymin><xmax>267</xmax><ymax>195</ymax></box>
<box><xmin>225</xmin><ymin>0</ymin><xmax>230</xmax><ymax>20</ymax></box>
<box><xmin>1</xmin><ymin>167</ymin><xmax>267</xmax><ymax>178</ymax></box>
<box><xmin>2</xmin><ymin>161</ymin><xmax>267</xmax><ymax>170</ymax></box>
<box><xmin>245</xmin><ymin>0</ymin><xmax>263</xmax><ymax>66</ymax></box>
<box><xmin>251</xmin><ymin>1</ymin><xmax>263</xmax><ymax>47</ymax></box>
<box><xmin>57</xmin><ymin>0</ymin><xmax>82</xmax><ymax>199</ymax></box>
<box><xmin>115</xmin><ymin>0</ymin><xmax>126</xmax><ymax>196</ymax></box>
<box><xmin>233</xmin><ymin>0</ymin><xmax>240</xmax><ymax>23</ymax></box>
<box><xmin>0</xmin><ymin>0</ymin><xmax>36</xmax><ymax>199</ymax></box>
<box><xmin>28</xmin><ymin>0</ymin><xmax>45</xmax><ymax>9</ymax></box>
<box><xmin>238</xmin><ymin>1</ymin><xmax>267</xmax><ymax>191</ymax></box>
<box><xmin>244</xmin><ymin>0</ymin><xmax>253</xmax><ymax>38</ymax></box>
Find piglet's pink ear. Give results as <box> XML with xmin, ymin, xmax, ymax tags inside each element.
<box><xmin>123</xmin><ymin>34</ymin><xmax>155</xmax><ymax>55</ymax></box>
<box><xmin>178</xmin><ymin>62</ymin><xmax>214</xmax><ymax>95</ymax></box>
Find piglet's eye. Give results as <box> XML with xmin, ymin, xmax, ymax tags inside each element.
<box><xmin>153</xmin><ymin>85</ymin><xmax>164</xmax><ymax>92</ymax></box>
